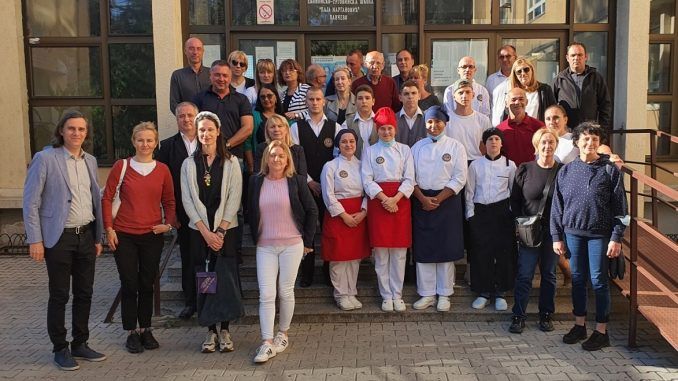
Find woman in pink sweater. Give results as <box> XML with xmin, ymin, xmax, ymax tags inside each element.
<box><xmin>102</xmin><ymin>122</ymin><xmax>176</xmax><ymax>353</ymax></box>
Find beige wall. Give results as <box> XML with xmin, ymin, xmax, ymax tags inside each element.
<box><xmin>0</xmin><ymin>0</ymin><xmax>30</xmax><ymax>209</ymax></box>
<box><xmin>152</xmin><ymin>0</ymin><xmax>184</xmax><ymax>141</ymax></box>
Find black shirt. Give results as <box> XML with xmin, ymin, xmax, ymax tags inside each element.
<box><xmin>193</xmin><ymin>86</ymin><xmax>253</xmax><ymax>158</ymax></box>
<box><xmin>195</xmin><ymin>153</ymin><xmax>224</xmax><ymax>229</ymax></box>
<box><xmin>510</xmin><ymin>160</ymin><xmax>562</xmax><ymax>225</ymax></box>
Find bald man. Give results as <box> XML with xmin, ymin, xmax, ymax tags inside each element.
<box><xmin>169</xmin><ymin>37</ymin><xmax>212</xmax><ymax>114</ymax></box>
<box><xmin>351</xmin><ymin>51</ymin><xmax>402</xmax><ymax>112</ymax></box>
<box><xmin>496</xmin><ymin>87</ymin><xmax>544</xmax><ymax>166</ymax></box>
<box><xmin>443</xmin><ymin>56</ymin><xmax>491</xmax><ymax>118</ymax></box>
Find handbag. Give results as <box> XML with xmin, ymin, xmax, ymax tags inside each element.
<box><xmin>515</xmin><ymin>165</ymin><xmax>558</xmax><ymax>248</ymax></box>
<box><xmin>608</xmin><ymin>249</ymin><xmax>626</xmax><ymax>280</ymax></box>
<box><xmin>196</xmin><ymin>257</ymin><xmax>217</xmax><ymax>294</ymax></box>
<box><xmin>111</xmin><ymin>158</ymin><xmax>128</xmax><ymax>219</ymax></box>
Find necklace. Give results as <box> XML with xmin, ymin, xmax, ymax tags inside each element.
<box><xmin>202</xmin><ymin>154</ymin><xmax>213</xmax><ymax>186</ymax></box>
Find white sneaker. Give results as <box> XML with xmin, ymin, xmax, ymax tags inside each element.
<box><xmin>201</xmin><ymin>331</ymin><xmax>217</xmax><ymax>353</ymax></box>
<box><xmin>413</xmin><ymin>296</ymin><xmax>437</xmax><ymax>310</ymax></box>
<box><xmin>381</xmin><ymin>299</ymin><xmax>394</xmax><ymax>312</ymax></box>
<box><xmin>349</xmin><ymin>296</ymin><xmax>363</xmax><ymax>309</ymax></box>
<box><xmin>437</xmin><ymin>296</ymin><xmax>451</xmax><ymax>312</ymax></box>
<box><xmin>253</xmin><ymin>343</ymin><xmax>276</xmax><ymax>363</ymax></box>
<box><xmin>218</xmin><ymin>330</ymin><xmax>234</xmax><ymax>352</ymax></box>
<box><xmin>336</xmin><ymin>296</ymin><xmax>355</xmax><ymax>311</ymax></box>
<box><xmin>471</xmin><ymin>296</ymin><xmax>489</xmax><ymax>310</ymax></box>
<box><xmin>495</xmin><ymin>297</ymin><xmax>508</xmax><ymax>311</ymax></box>
<box><xmin>393</xmin><ymin>299</ymin><xmax>406</xmax><ymax>312</ymax></box>
<box><xmin>272</xmin><ymin>332</ymin><xmax>289</xmax><ymax>354</ymax></box>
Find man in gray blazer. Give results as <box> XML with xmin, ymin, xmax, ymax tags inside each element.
<box><xmin>23</xmin><ymin>110</ymin><xmax>107</xmax><ymax>371</ymax></box>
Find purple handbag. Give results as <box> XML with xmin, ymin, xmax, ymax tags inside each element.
<box><xmin>196</xmin><ymin>258</ymin><xmax>217</xmax><ymax>294</ymax></box>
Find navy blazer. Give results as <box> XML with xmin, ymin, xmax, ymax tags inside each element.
<box><xmin>157</xmin><ymin>132</ymin><xmax>190</xmax><ymax>226</ymax></box>
<box><xmin>247</xmin><ymin>174</ymin><xmax>318</xmax><ymax>248</ymax></box>
<box><xmin>23</xmin><ymin>146</ymin><xmax>104</xmax><ymax>248</ymax></box>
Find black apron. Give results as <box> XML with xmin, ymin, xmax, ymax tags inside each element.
<box><xmin>412</xmin><ymin>189</ymin><xmax>465</xmax><ymax>263</ymax></box>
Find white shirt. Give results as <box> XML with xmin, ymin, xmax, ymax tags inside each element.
<box><xmin>180</xmin><ymin>132</ymin><xmax>197</xmax><ymax>157</ymax></box>
<box><xmin>491</xmin><ymin>79</ymin><xmax>509</xmax><ymax>127</ymax></box>
<box><xmin>412</xmin><ymin>135</ymin><xmax>468</xmax><ymax>193</ymax></box>
<box><xmin>321</xmin><ymin>155</ymin><xmax>367</xmax><ymax>217</ymax></box>
<box><xmin>445</xmin><ymin>111</ymin><xmax>491</xmax><ymax>161</ymax></box>
<box><xmin>130</xmin><ymin>158</ymin><xmax>157</xmax><ymax>176</ymax></box>
<box><xmin>525</xmin><ymin>90</ymin><xmax>540</xmax><ymax>120</ymax></box>
<box><xmin>399</xmin><ymin>107</ymin><xmax>424</xmax><ymax>130</ymax></box>
<box><xmin>464</xmin><ymin>155</ymin><xmax>516</xmax><ymax>219</ymax></box>
<box><xmin>234</xmin><ymin>79</ymin><xmax>257</xmax><ymax>105</ymax></box>
<box><xmin>343</xmin><ymin>112</ymin><xmax>375</xmax><ymax>157</ymax></box>
<box><xmin>361</xmin><ymin>141</ymin><xmax>415</xmax><ymax>199</ymax></box>
<box><xmin>443</xmin><ymin>80</ymin><xmax>491</xmax><ymax>118</ymax></box>
<box><xmin>290</xmin><ymin>114</ymin><xmax>343</xmax><ymax>144</ymax></box>
<box><xmin>554</xmin><ymin>132</ymin><xmax>578</xmax><ymax>164</ymax></box>
<box><xmin>245</xmin><ymin>86</ymin><xmax>258</xmax><ymax>107</ymax></box>
<box><xmin>486</xmin><ymin>70</ymin><xmax>509</xmax><ymax>96</ymax></box>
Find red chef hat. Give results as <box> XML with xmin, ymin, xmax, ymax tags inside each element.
<box><xmin>373</xmin><ymin>107</ymin><xmax>397</xmax><ymax>129</ymax></box>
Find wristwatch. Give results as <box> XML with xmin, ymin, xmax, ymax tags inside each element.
<box><xmin>225</xmin><ymin>141</ymin><xmax>232</xmax><ymax>150</ymax></box>
<box><xmin>216</xmin><ymin>227</ymin><xmax>227</xmax><ymax>235</ymax></box>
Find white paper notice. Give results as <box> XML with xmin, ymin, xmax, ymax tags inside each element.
<box><xmin>203</xmin><ymin>45</ymin><xmax>221</xmax><ymax>68</ymax></box>
<box><xmin>245</xmin><ymin>55</ymin><xmax>255</xmax><ymax>78</ymax></box>
<box><xmin>255</xmin><ymin>46</ymin><xmax>275</xmax><ymax>62</ymax></box>
<box><xmin>276</xmin><ymin>41</ymin><xmax>296</xmax><ymax>68</ymax></box>
<box><xmin>431</xmin><ymin>41</ymin><xmax>455</xmax><ymax>87</ymax></box>
<box><xmin>256</xmin><ymin>0</ymin><xmax>274</xmax><ymax>25</ymax></box>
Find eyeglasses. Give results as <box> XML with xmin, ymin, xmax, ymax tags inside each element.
<box><xmin>257</xmin><ymin>58</ymin><xmax>273</xmax><ymax>63</ymax></box>
<box><xmin>515</xmin><ymin>67</ymin><xmax>531</xmax><ymax>75</ymax></box>
<box><xmin>260</xmin><ymin>93</ymin><xmax>276</xmax><ymax>100</ymax></box>
<box><xmin>458</xmin><ymin>65</ymin><xmax>475</xmax><ymax>70</ymax></box>
<box><xmin>282</xmin><ymin>69</ymin><xmax>297</xmax><ymax>74</ymax></box>
<box><xmin>231</xmin><ymin>60</ymin><xmax>247</xmax><ymax>68</ymax></box>
<box><xmin>366</xmin><ymin>61</ymin><xmax>384</xmax><ymax>67</ymax></box>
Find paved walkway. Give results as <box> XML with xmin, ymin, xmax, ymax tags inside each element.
<box><xmin>0</xmin><ymin>255</ymin><xmax>676</xmax><ymax>380</ymax></box>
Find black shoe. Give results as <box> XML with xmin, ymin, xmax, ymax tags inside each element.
<box><xmin>54</xmin><ymin>348</ymin><xmax>79</xmax><ymax>371</ymax></box>
<box><xmin>509</xmin><ymin>316</ymin><xmax>525</xmax><ymax>334</ymax></box>
<box><xmin>539</xmin><ymin>313</ymin><xmax>555</xmax><ymax>332</ymax></box>
<box><xmin>126</xmin><ymin>332</ymin><xmax>144</xmax><ymax>354</ymax></box>
<box><xmin>71</xmin><ymin>343</ymin><xmax>106</xmax><ymax>362</ymax></box>
<box><xmin>178</xmin><ymin>306</ymin><xmax>196</xmax><ymax>320</ymax></box>
<box><xmin>581</xmin><ymin>330</ymin><xmax>610</xmax><ymax>351</ymax></box>
<box><xmin>140</xmin><ymin>329</ymin><xmax>160</xmax><ymax>350</ymax></box>
<box><xmin>563</xmin><ymin>324</ymin><xmax>587</xmax><ymax>344</ymax></box>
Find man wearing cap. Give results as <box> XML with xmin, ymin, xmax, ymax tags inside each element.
<box><xmin>497</xmin><ymin>87</ymin><xmax>545</xmax><ymax>166</ymax></box>
<box><xmin>361</xmin><ymin>107</ymin><xmax>415</xmax><ymax>313</ymax></box>
<box><xmin>342</xmin><ymin>84</ymin><xmax>378</xmax><ymax>159</ymax></box>
<box><xmin>290</xmin><ymin>86</ymin><xmax>343</xmax><ymax>287</ymax></box>
<box><xmin>445</xmin><ymin>79</ymin><xmax>492</xmax><ymax>164</ymax></box>
<box><xmin>396</xmin><ymin>80</ymin><xmax>426</xmax><ymax>147</ymax></box>
<box><xmin>443</xmin><ymin>56</ymin><xmax>491</xmax><ymax>118</ymax></box>
<box><xmin>465</xmin><ymin>127</ymin><xmax>517</xmax><ymax>312</ymax></box>
<box><xmin>410</xmin><ymin>106</ymin><xmax>468</xmax><ymax>312</ymax></box>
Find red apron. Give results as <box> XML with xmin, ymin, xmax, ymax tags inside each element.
<box><xmin>367</xmin><ymin>182</ymin><xmax>412</xmax><ymax>248</ymax></box>
<box><xmin>321</xmin><ymin>197</ymin><xmax>370</xmax><ymax>261</ymax></box>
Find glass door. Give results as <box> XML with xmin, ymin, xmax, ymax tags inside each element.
<box><xmin>497</xmin><ymin>32</ymin><xmax>567</xmax><ymax>85</ymax></box>
<box><xmin>231</xmin><ymin>33</ymin><xmax>304</xmax><ymax>79</ymax></box>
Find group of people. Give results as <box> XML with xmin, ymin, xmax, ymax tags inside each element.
<box><xmin>22</xmin><ymin>37</ymin><xmax>626</xmax><ymax>372</ymax></box>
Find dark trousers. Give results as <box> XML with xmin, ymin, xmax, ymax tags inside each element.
<box><xmin>177</xmin><ymin>225</ymin><xmax>196</xmax><ymax>308</ymax></box>
<box><xmin>44</xmin><ymin>231</ymin><xmax>97</xmax><ymax>352</ymax></box>
<box><xmin>114</xmin><ymin>232</ymin><xmax>164</xmax><ymax>331</ymax></box>
<box><xmin>512</xmin><ymin>232</ymin><xmax>558</xmax><ymax>318</ymax></box>
<box><xmin>300</xmin><ymin>192</ymin><xmax>327</xmax><ymax>284</ymax></box>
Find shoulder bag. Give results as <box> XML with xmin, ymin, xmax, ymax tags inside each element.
<box><xmin>515</xmin><ymin>165</ymin><xmax>558</xmax><ymax>248</ymax></box>
<box><xmin>111</xmin><ymin>158</ymin><xmax>128</xmax><ymax>219</ymax></box>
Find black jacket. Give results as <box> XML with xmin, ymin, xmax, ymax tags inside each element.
<box><xmin>247</xmin><ymin>174</ymin><xmax>318</xmax><ymax>248</ymax></box>
<box><xmin>552</xmin><ymin>66</ymin><xmax>612</xmax><ymax>136</ymax></box>
<box><xmin>157</xmin><ymin>132</ymin><xmax>190</xmax><ymax>226</ymax></box>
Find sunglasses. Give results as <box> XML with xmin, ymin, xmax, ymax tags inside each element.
<box><xmin>260</xmin><ymin>93</ymin><xmax>276</xmax><ymax>100</ymax></box>
<box><xmin>515</xmin><ymin>67</ymin><xmax>531</xmax><ymax>75</ymax></box>
<box><xmin>231</xmin><ymin>60</ymin><xmax>247</xmax><ymax>68</ymax></box>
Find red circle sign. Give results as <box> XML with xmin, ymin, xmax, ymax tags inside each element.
<box><xmin>259</xmin><ymin>4</ymin><xmax>272</xmax><ymax>20</ymax></box>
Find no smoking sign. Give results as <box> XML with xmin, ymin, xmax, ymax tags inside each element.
<box><xmin>257</xmin><ymin>0</ymin><xmax>274</xmax><ymax>25</ymax></box>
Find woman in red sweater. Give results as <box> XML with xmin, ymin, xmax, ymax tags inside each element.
<box><xmin>102</xmin><ymin>122</ymin><xmax>176</xmax><ymax>354</ymax></box>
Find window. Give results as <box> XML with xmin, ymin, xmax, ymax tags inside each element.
<box><xmin>527</xmin><ymin>0</ymin><xmax>546</xmax><ymax>22</ymax></box>
<box><xmin>25</xmin><ymin>0</ymin><xmax>155</xmax><ymax>164</ymax></box>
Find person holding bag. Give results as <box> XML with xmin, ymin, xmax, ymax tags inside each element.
<box><xmin>180</xmin><ymin>111</ymin><xmax>244</xmax><ymax>353</ymax></box>
<box><xmin>102</xmin><ymin>122</ymin><xmax>176</xmax><ymax>353</ymax></box>
<box><xmin>508</xmin><ymin>128</ymin><xmax>562</xmax><ymax>334</ymax></box>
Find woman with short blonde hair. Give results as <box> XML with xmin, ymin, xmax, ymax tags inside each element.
<box><xmin>410</xmin><ymin>64</ymin><xmax>440</xmax><ymax>111</ymax></box>
<box><xmin>253</xmin><ymin>115</ymin><xmax>308</xmax><ymax>176</ymax></box>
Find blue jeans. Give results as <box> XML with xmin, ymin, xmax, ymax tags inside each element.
<box><xmin>512</xmin><ymin>231</ymin><xmax>558</xmax><ymax>318</ymax></box>
<box><xmin>565</xmin><ymin>234</ymin><xmax>611</xmax><ymax>323</ymax></box>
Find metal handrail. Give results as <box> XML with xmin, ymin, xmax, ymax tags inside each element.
<box><xmin>104</xmin><ymin>232</ymin><xmax>177</xmax><ymax>324</ymax></box>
